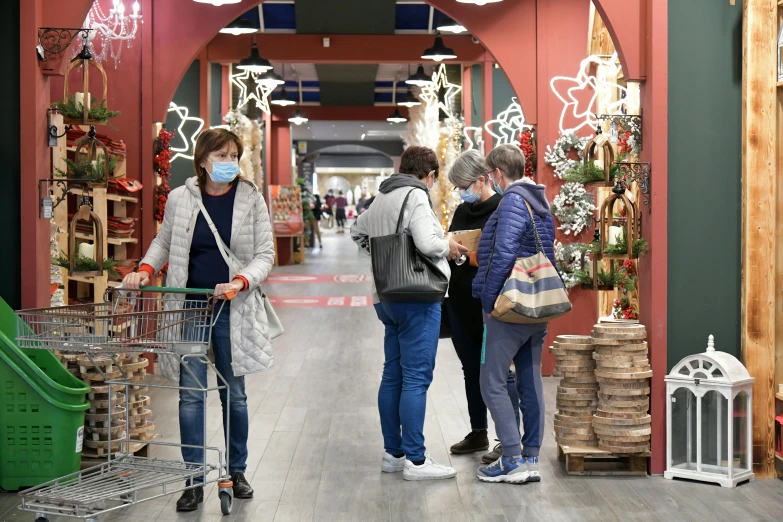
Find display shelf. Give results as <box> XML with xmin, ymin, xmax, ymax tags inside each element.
<box><xmin>776</xmin><ymin>453</ymin><xmax>783</xmax><ymax>463</ymax></box>
<box><xmin>71</xmin><ymin>188</ymin><xmax>138</xmax><ymax>204</ymax></box>
<box><xmin>68</xmin><ymin>274</ymin><xmax>120</xmax><ymax>288</ymax></box>
<box><xmin>778</xmin><ymin>81</ymin><xmax>783</xmax><ymax>88</ymax></box>
<box><xmin>776</xmin><ymin>392</ymin><xmax>783</xmax><ymax>401</ymax></box>
<box><xmin>74</xmin><ymin>232</ymin><xmax>138</xmax><ymax>246</ymax></box>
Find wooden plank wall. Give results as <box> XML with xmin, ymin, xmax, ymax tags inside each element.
<box><xmin>741</xmin><ymin>0</ymin><xmax>777</xmax><ymax>479</ymax></box>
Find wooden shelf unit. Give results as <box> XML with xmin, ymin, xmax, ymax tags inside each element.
<box><xmin>775</xmin><ymin>0</ymin><xmax>783</xmax><ymax>477</ymax></box>
<box><xmin>50</xmin><ymin>114</ymin><xmax>140</xmax><ymax>305</ymax></box>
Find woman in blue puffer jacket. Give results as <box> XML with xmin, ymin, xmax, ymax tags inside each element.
<box><xmin>471</xmin><ymin>144</ymin><xmax>558</xmax><ymax>485</ymax></box>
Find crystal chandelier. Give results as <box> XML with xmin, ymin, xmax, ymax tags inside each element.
<box><xmin>75</xmin><ymin>0</ymin><xmax>142</xmax><ymax>68</ymax></box>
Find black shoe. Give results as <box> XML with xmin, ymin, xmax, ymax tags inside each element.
<box><xmin>482</xmin><ymin>441</ymin><xmax>503</xmax><ymax>464</ymax></box>
<box><xmin>231</xmin><ymin>472</ymin><xmax>254</xmax><ymax>499</ymax></box>
<box><xmin>450</xmin><ymin>430</ymin><xmax>490</xmax><ymax>454</ymax></box>
<box><xmin>176</xmin><ymin>486</ymin><xmax>203</xmax><ymax>512</ymax></box>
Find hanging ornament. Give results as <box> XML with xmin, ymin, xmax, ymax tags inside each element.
<box><xmin>610</xmin><ymin>119</ymin><xmax>619</xmax><ymax>144</ymax></box>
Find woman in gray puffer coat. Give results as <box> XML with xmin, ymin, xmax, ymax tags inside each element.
<box><xmin>123</xmin><ymin>128</ymin><xmax>275</xmax><ymax>511</ymax></box>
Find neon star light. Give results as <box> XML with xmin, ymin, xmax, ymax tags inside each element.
<box><xmin>168</xmin><ymin>102</ymin><xmax>205</xmax><ymax>162</ymax></box>
<box><xmin>418</xmin><ymin>64</ymin><xmax>462</xmax><ymax>120</ymax></box>
<box><xmin>550</xmin><ymin>52</ymin><xmax>627</xmax><ymax>133</ymax></box>
<box><xmin>483</xmin><ymin>97</ymin><xmax>532</xmax><ymax>147</ymax></box>
<box><xmin>463</xmin><ymin>126</ymin><xmax>484</xmax><ymax>152</ymax></box>
<box><xmin>230</xmin><ymin>68</ymin><xmax>274</xmax><ymax>115</ymax></box>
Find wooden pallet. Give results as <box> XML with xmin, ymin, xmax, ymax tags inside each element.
<box><xmin>557</xmin><ymin>443</ymin><xmax>650</xmax><ymax>476</ymax></box>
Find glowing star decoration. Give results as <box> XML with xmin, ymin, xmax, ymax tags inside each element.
<box><xmin>418</xmin><ymin>64</ymin><xmax>462</xmax><ymax>120</ymax></box>
<box><xmin>168</xmin><ymin>102</ymin><xmax>205</xmax><ymax>162</ymax></box>
<box><xmin>463</xmin><ymin>126</ymin><xmax>484</xmax><ymax>152</ymax></box>
<box><xmin>550</xmin><ymin>52</ymin><xmax>628</xmax><ymax>133</ymax></box>
<box><xmin>483</xmin><ymin>97</ymin><xmax>532</xmax><ymax>147</ymax></box>
<box><xmin>230</xmin><ymin>68</ymin><xmax>275</xmax><ymax>115</ymax></box>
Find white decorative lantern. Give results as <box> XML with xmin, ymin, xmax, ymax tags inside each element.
<box><xmin>665</xmin><ymin>335</ymin><xmax>754</xmax><ymax>487</ymax></box>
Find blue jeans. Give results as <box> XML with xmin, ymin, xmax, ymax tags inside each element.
<box><xmin>179</xmin><ymin>300</ymin><xmax>248</xmax><ymax>482</ymax></box>
<box><xmin>374</xmin><ymin>302</ymin><xmax>440</xmax><ymax>462</ymax></box>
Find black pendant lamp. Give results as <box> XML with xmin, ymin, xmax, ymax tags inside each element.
<box><xmin>237</xmin><ymin>37</ymin><xmax>272</xmax><ymax>73</ymax></box>
<box><xmin>422</xmin><ymin>34</ymin><xmax>457</xmax><ymax>62</ymax></box>
<box><xmin>406</xmin><ymin>65</ymin><xmax>433</xmax><ymax>86</ymax></box>
<box><xmin>271</xmin><ymin>65</ymin><xmax>296</xmax><ymax>106</ymax></box>
<box><xmin>288</xmin><ymin>108</ymin><xmax>308</xmax><ymax>125</ymax></box>
<box><xmin>256</xmin><ymin>67</ymin><xmax>285</xmax><ymax>87</ymax></box>
<box><xmin>398</xmin><ymin>89</ymin><xmax>421</xmax><ymax>108</ymax></box>
<box><xmin>436</xmin><ymin>17</ymin><xmax>467</xmax><ymax>34</ymax></box>
<box><xmin>220</xmin><ymin>18</ymin><xmax>257</xmax><ymax>35</ymax></box>
<box><xmin>387</xmin><ymin>108</ymin><xmax>407</xmax><ymax>123</ymax></box>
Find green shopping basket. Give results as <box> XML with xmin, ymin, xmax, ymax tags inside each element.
<box><xmin>0</xmin><ymin>297</ymin><xmax>90</xmax><ymax>490</ymax></box>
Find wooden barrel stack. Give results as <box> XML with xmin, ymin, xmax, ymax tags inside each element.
<box><xmin>549</xmin><ymin>335</ymin><xmax>599</xmax><ymax>448</ymax></box>
<box><xmin>591</xmin><ymin>324</ymin><xmax>652</xmax><ymax>454</ymax></box>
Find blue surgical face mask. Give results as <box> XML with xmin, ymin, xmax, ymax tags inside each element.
<box><xmin>207</xmin><ymin>160</ymin><xmax>240</xmax><ymax>183</ymax></box>
<box><xmin>488</xmin><ymin>173</ymin><xmax>503</xmax><ymax>196</ymax></box>
<box><xmin>458</xmin><ymin>183</ymin><xmax>481</xmax><ymax>203</ymax></box>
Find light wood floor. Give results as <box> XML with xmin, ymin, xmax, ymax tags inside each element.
<box><xmin>2</xmin><ymin>228</ymin><xmax>782</xmax><ymax>521</ymax></box>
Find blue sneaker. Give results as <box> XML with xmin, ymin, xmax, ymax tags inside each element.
<box><xmin>476</xmin><ymin>455</ymin><xmax>527</xmax><ymax>484</ymax></box>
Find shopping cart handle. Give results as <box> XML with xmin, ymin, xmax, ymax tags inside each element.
<box><xmin>135</xmin><ymin>286</ymin><xmax>237</xmax><ymax>299</ymax></box>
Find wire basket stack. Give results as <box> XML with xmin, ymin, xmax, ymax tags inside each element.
<box><xmin>591</xmin><ymin>324</ymin><xmax>652</xmax><ymax>453</ymax></box>
<box><xmin>549</xmin><ymin>335</ymin><xmax>599</xmax><ymax>448</ymax></box>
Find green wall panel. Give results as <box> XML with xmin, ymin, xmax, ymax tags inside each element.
<box><xmin>668</xmin><ymin>0</ymin><xmax>742</xmax><ymax>368</ymax></box>
<box><xmin>470</xmin><ymin>64</ymin><xmax>483</xmax><ymax>127</ymax></box>
<box><xmin>166</xmin><ymin>60</ymin><xmax>201</xmax><ymax>190</ymax></box>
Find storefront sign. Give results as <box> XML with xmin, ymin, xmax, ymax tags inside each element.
<box><xmin>265</xmin><ymin>274</ymin><xmax>372</xmax><ymax>284</ymax></box>
<box><xmin>267</xmin><ymin>296</ymin><xmax>373</xmax><ymax>308</ymax></box>
<box><xmin>268</xmin><ymin>185</ymin><xmax>304</xmax><ymax>237</ymax></box>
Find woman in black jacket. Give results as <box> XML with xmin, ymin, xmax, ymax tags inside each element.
<box><xmin>445</xmin><ymin>149</ymin><xmax>519</xmax><ymax>460</ymax></box>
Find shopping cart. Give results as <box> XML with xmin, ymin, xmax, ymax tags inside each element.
<box><xmin>14</xmin><ymin>287</ymin><xmax>238</xmax><ymax>521</ymax></box>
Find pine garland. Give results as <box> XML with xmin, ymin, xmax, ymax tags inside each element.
<box><xmin>563</xmin><ymin>160</ymin><xmax>618</xmax><ymax>184</ymax></box>
<box><xmin>55</xmin><ymin>155</ymin><xmax>117</xmax><ymax>182</ymax></box>
<box><xmin>153</xmin><ymin>128</ymin><xmax>174</xmax><ymax>223</ymax></box>
<box><xmin>52</xmin><ymin>250</ymin><xmax>120</xmax><ymax>278</ymax></box>
<box><xmin>52</xmin><ymin>95</ymin><xmax>121</xmax><ymax>127</ymax></box>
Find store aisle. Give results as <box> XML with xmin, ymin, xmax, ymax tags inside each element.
<box><xmin>2</xmin><ymin>229</ymin><xmax>783</xmax><ymax>522</ymax></box>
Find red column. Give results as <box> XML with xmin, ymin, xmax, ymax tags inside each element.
<box><xmin>199</xmin><ymin>51</ymin><xmax>212</xmax><ymax>129</ymax></box>
<box><xmin>462</xmin><ymin>65</ymin><xmax>472</xmax><ymax>127</ymax></box>
<box><xmin>535</xmin><ymin>0</ymin><xmax>595</xmax><ymax>376</ymax></box>
<box><xmin>270</xmin><ymin>119</ymin><xmax>293</xmax><ymax>265</ymax></box>
<box><xmin>482</xmin><ymin>60</ymin><xmax>493</xmax><ymax>155</ymax></box>
<box><xmin>20</xmin><ymin>0</ymin><xmax>50</xmax><ymax>308</ymax></box>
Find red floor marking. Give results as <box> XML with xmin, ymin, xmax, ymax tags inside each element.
<box><xmin>265</xmin><ymin>274</ymin><xmax>372</xmax><ymax>284</ymax></box>
<box><xmin>267</xmin><ymin>296</ymin><xmax>373</xmax><ymax>307</ymax></box>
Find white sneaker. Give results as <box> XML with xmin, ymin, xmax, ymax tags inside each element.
<box><xmin>381</xmin><ymin>452</ymin><xmax>406</xmax><ymax>473</ymax></box>
<box><xmin>402</xmin><ymin>453</ymin><xmax>457</xmax><ymax>481</ymax></box>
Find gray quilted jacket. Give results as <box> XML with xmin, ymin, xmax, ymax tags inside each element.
<box><xmin>141</xmin><ymin>177</ymin><xmax>276</xmax><ymax>381</ymax></box>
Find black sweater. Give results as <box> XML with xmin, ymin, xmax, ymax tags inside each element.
<box><xmin>447</xmin><ymin>193</ymin><xmax>502</xmax><ymax>300</ymax></box>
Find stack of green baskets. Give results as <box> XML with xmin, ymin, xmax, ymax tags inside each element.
<box><xmin>0</xmin><ymin>298</ymin><xmax>90</xmax><ymax>490</ymax></box>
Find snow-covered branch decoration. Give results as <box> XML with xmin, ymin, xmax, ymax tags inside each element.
<box><xmin>404</xmin><ymin>94</ymin><xmax>439</xmax><ymax>149</ymax></box>
<box><xmin>544</xmin><ymin>130</ymin><xmax>592</xmax><ymax>180</ymax></box>
<box><xmin>223</xmin><ymin>109</ymin><xmax>264</xmax><ymax>187</ymax></box>
<box><xmin>551</xmin><ymin>182</ymin><xmax>596</xmax><ymax>236</ymax></box>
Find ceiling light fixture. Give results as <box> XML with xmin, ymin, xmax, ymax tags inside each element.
<box><xmin>236</xmin><ymin>37</ymin><xmax>273</xmax><ymax>73</ymax></box>
<box><xmin>256</xmin><ymin>68</ymin><xmax>285</xmax><ymax>87</ymax></box>
<box><xmin>406</xmin><ymin>65</ymin><xmax>433</xmax><ymax>86</ymax></box>
<box><xmin>387</xmin><ymin>109</ymin><xmax>407</xmax><ymax>123</ymax></box>
<box><xmin>436</xmin><ymin>17</ymin><xmax>467</xmax><ymax>34</ymax></box>
<box><xmin>289</xmin><ymin>108</ymin><xmax>308</xmax><ymax>126</ymax></box>
<box><xmin>422</xmin><ymin>34</ymin><xmax>457</xmax><ymax>62</ymax></box>
<box><xmin>398</xmin><ymin>89</ymin><xmax>422</xmax><ymax>108</ymax></box>
<box><xmin>192</xmin><ymin>0</ymin><xmax>242</xmax><ymax>6</ymax></box>
<box><xmin>220</xmin><ymin>18</ymin><xmax>256</xmax><ymax>35</ymax></box>
<box><xmin>456</xmin><ymin>0</ymin><xmax>502</xmax><ymax>5</ymax></box>
<box><xmin>271</xmin><ymin>64</ymin><xmax>296</xmax><ymax>106</ymax></box>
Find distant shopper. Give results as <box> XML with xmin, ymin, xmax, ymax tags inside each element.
<box><xmin>122</xmin><ymin>128</ymin><xmax>274</xmax><ymax>510</ymax></box>
<box><xmin>473</xmin><ymin>144</ymin><xmax>556</xmax><ymax>484</ymax></box>
<box><xmin>312</xmin><ymin>194</ymin><xmax>324</xmax><ymax>248</ymax></box>
<box><xmin>335</xmin><ymin>190</ymin><xmax>348</xmax><ymax>233</ymax></box>
<box><xmin>351</xmin><ymin>145</ymin><xmax>467</xmax><ymax>481</ymax></box>
<box><xmin>357</xmin><ymin>191</ymin><xmax>368</xmax><ymax>215</ymax></box>
<box><xmin>324</xmin><ymin>189</ymin><xmax>335</xmax><ymax>228</ymax></box>
<box><xmin>445</xmin><ymin>149</ymin><xmax>521</xmax><ymax>461</ymax></box>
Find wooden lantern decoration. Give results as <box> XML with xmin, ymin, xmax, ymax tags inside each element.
<box><xmin>584</xmin><ymin>126</ymin><xmax>615</xmax><ymax>186</ymax></box>
<box><xmin>581</xmin><ymin>230</ymin><xmax>615</xmax><ymax>291</ymax></box>
<box><xmin>665</xmin><ymin>335</ymin><xmax>755</xmax><ymax>488</ymax></box>
<box><xmin>73</xmin><ymin>125</ymin><xmax>111</xmax><ymax>185</ymax></box>
<box><xmin>68</xmin><ymin>196</ymin><xmax>105</xmax><ymax>277</ymax></box>
<box><xmin>778</xmin><ymin>22</ymin><xmax>783</xmax><ymax>82</ymax></box>
<box><xmin>597</xmin><ymin>180</ymin><xmax>639</xmax><ymax>259</ymax></box>
<box><xmin>63</xmin><ymin>45</ymin><xmax>108</xmax><ymax>126</ymax></box>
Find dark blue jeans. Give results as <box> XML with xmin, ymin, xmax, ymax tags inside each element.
<box><xmin>179</xmin><ymin>300</ymin><xmax>248</xmax><ymax>482</ymax></box>
<box><xmin>374</xmin><ymin>301</ymin><xmax>440</xmax><ymax>463</ymax></box>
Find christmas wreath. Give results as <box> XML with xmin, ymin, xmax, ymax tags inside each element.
<box><xmin>518</xmin><ymin>129</ymin><xmax>536</xmax><ymax>178</ymax></box>
<box><xmin>554</xmin><ymin>240</ymin><xmax>591</xmax><ymax>289</ymax></box>
<box><xmin>544</xmin><ymin>130</ymin><xmax>592</xmax><ymax>180</ymax></box>
<box><xmin>551</xmin><ymin>182</ymin><xmax>596</xmax><ymax>236</ymax></box>
<box><xmin>153</xmin><ymin>128</ymin><xmax>175</xmax><ymax>223</ymax></box>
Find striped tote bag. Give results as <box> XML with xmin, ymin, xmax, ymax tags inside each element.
<box><xmin>491</xmin><ymin>201</ymin><xmax>572</xmax><ymax>324</ymax></box>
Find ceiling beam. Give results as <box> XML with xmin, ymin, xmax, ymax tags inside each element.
<box><xmin>271</xmin><ymin>105</ymin><xmax>409</xmax><ymax>122</ymax></box>
<box><xmin>207</xmin><ymin>34</ymin><xmax>489</xmax><ymax>64</ymax></box>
